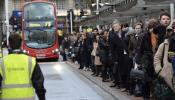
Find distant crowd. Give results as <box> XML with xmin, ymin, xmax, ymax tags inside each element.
<box><xmin>60</xmin><ymin>12</ymin><xmax>175</xmax><ymax>100</ymax></box>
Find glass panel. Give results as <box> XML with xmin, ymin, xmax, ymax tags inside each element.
<box><xmin>24</xmin><ymin>28</ymin><xmax>56</xmax><ymax>48</ymax></box>
<box><xmin>56</xmin><ymin>0</ymin><xmax>65</xmax><ymax>9</ymax></box>
<box><xmin>14</xmin><ymin>0</ymin><xmax>22</xmax><ymax>10</ymax></box>
<box><xmin>24</xmin><ymin>3</ymin><xmax>55</xmax><ymax>20</ymax></box>
<box><xmin>23</xmin><ymin>2</ymin><xmax>57</xmax><ymax>49</ymax></box>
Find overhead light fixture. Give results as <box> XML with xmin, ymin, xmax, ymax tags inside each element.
<box><xmin>92</xmin><ymin>3</ymin><xmax>104</xmax><ymax>7</ymax></box>
<box><xmin>92</xmin><ymin>3</ymin><xmax>96</xmax><ymax>7</ymax></box>
<box><xmin>104</xmin><ymin>2</ymin><xmax>110</xmax><ymax>5</ymax></box>
<box><xmin>99</xmin><ymin>3</ymin><xmax>104</xmax><ymax>7</ymax></box>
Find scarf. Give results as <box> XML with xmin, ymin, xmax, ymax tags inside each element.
<box><xmin>151</xmin><ymin>32</ymin><xmax>158</xmax><ymax>53</ymax></box>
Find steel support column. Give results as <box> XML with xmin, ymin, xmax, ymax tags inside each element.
<box><xmin>170</xmin><ymin>3</ymin><xmax>174</xmax><ymax>24</ymax></box>
<box><xmin>5</xmin><ymin>0</ymin><xmax>9</xmax><ymax>45</ymax></box>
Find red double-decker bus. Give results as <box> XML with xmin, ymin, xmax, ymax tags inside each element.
<box><xmin>22</xmin><ymin>0</ymin><xmax>59</xmax><ymax>60</ymax></box>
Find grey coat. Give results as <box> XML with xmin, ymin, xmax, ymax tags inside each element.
<box><xmin>154</xmin><ymin>39</ymin><xmax>175</xmax><ymax>93</ymax></box>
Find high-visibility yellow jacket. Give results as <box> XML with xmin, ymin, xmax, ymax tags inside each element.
<box><xmin>0</xmin><ymin>54</ymin><xmax>36</xmax><ymax>100</ymax></box>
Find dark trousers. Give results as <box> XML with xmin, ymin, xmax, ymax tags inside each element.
<box><xmin>62</xmin><ymin>53</ymin><xmax>67</xmax><ymax>61</ymax></box>
<box><xmin>79</xmin><ymin>61</ymin><xmax>84</xmax><ymax>69</ymax></box>
<box><xmin>113</xmin><ymin>62</ymin><xmax>122</xmax><ymax>86</ymax></box>
<box><xmin>84</xmin><ymin>53</ymin><xmax>91</xmax><ymax>68</ymax></box>
<box><xmin>143</xmin><ymin>81</ymin><xmax>151</xmax><ymax>99</ymax></box>
<box><xmin>91</xmin><ymin>56</ymin><xmax>95</xmax><ymax>72</ymax></box>
<box><xmin>102</xmin><ymin>64</ymin><xmax>108</xmax><ymax>80</ymax></box>
<box><xmin>95</xmin><ymin>65</ymin><xmax>102</xmax><ymax>76</ymax></box>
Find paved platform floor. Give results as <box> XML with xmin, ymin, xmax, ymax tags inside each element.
<box><xmin>38</xmin><ymin>61</ymin><xmax>116</xmax><ymax>100</ymax></box>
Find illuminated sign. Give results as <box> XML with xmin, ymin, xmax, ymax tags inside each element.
<box><xmin>29</xmin><ymin>23</ymin><xmax>41</xmax><ymax>27</ymax></box>
<box><xmin>45</xmin><ymin>22</ymin><xmax>51</xmax><ymax>27</ymax></box>
<box><xmin>26</xmin><ymin>21</ymin><xmax>52</xmax><ymax>28</ymax></box>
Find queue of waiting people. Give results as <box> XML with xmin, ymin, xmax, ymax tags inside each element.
<box><xmin>61</xmin><ymin>12</ymin><xmax>175</xmax><ymax>100</ymax></box>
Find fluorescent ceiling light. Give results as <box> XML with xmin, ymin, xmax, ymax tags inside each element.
<box><xmin>92</xmin><ymin>3</ymin><xmax>96</xmax><ymax>7</ymax></box>
<box><xmin>104</xmin><ymin>2</ymin><xmax>110</xmax><ymax>5</ymax></box>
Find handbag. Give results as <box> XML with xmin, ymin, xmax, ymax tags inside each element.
<box><xmin>153</xmin><ymin>77</ymin><xmax>175</xmax><ymax>100</ymax></box>
<box><xmin>129</xmin><ymin>67</ymin><xmax>145</xmax><ymax>96</ymax></box>
<box><xmin>91</xmin><ymin>48</ymin><xmax>96</xmax><ymax>56</ymax></box>
<box><xmin>130</xmin><ymin>67</ymin><xmax>145</xmax><ymax>82</ymax></box>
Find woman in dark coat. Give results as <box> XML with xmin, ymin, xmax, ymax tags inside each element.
<box><xmin>61</xmin><ymin>36</ymin><xmax>70</xmax><ymax>61</ymax></box>
<box><xmin>77</xmin><ymin>35</ymin><xmax>84</xmax><ymax>69</ymax></box>
<box><xmin>99</xmin><ymin>30</ymin><xmax>110</xmax><ymax>82</ymax></box>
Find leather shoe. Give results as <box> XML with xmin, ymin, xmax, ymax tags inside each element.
<box><xmin>121</xmin><ymin>88</ymin><xmax>127</xmax><ymax>92</ymax></box>
<box><xmin>110</xmin><ymin>84</ymin><xmax>117</xmax><ymax>87</ymax></box>
<box><xmin>102</xmin><ymin>79</ymin><xmax>108</xmax><ymax>82</ymax></box>
<box><xmin>91</xmin><ymin>73</ymin><xmax>96</xmax><ymax>76</ymax></box>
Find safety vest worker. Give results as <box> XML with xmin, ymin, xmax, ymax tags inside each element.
<box><xmin>0</xmin><ymin>34</ymin><xmax>46</xmax><ymax>100</ymax></box>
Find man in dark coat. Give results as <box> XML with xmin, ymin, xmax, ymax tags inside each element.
<box><xmin>109</xmin><ymin>20</ymin><xmax>129</xmax><ymax>89</ymax></box>
<box><xmin>136</xmin><ymin>18</ymin><xmax>168</xmax><ymax>100</ymax></box>
<box><xmin>156</xmin><ymin>12</ymin><xmax>171</xmax><ymax>47</ymax></box>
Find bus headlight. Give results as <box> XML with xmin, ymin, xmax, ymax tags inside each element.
<box><xmin>55</xmin><ymin>49</ymin><xmax>59</xmax><ymax>52</ymax></box>
<box><xmin>52</xmin><ymin>49</ymin><xmax>59</xmax><ymax>54</ymax></box>
<box><xmin>23</xmin><ymin>50</ymin><xmax>29</xmax><ymax>54</ymax></box>
<box><xmin>23</xmin><ymin>50</ymin><xmax>27</xmax><ymax>53</ymax></box>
